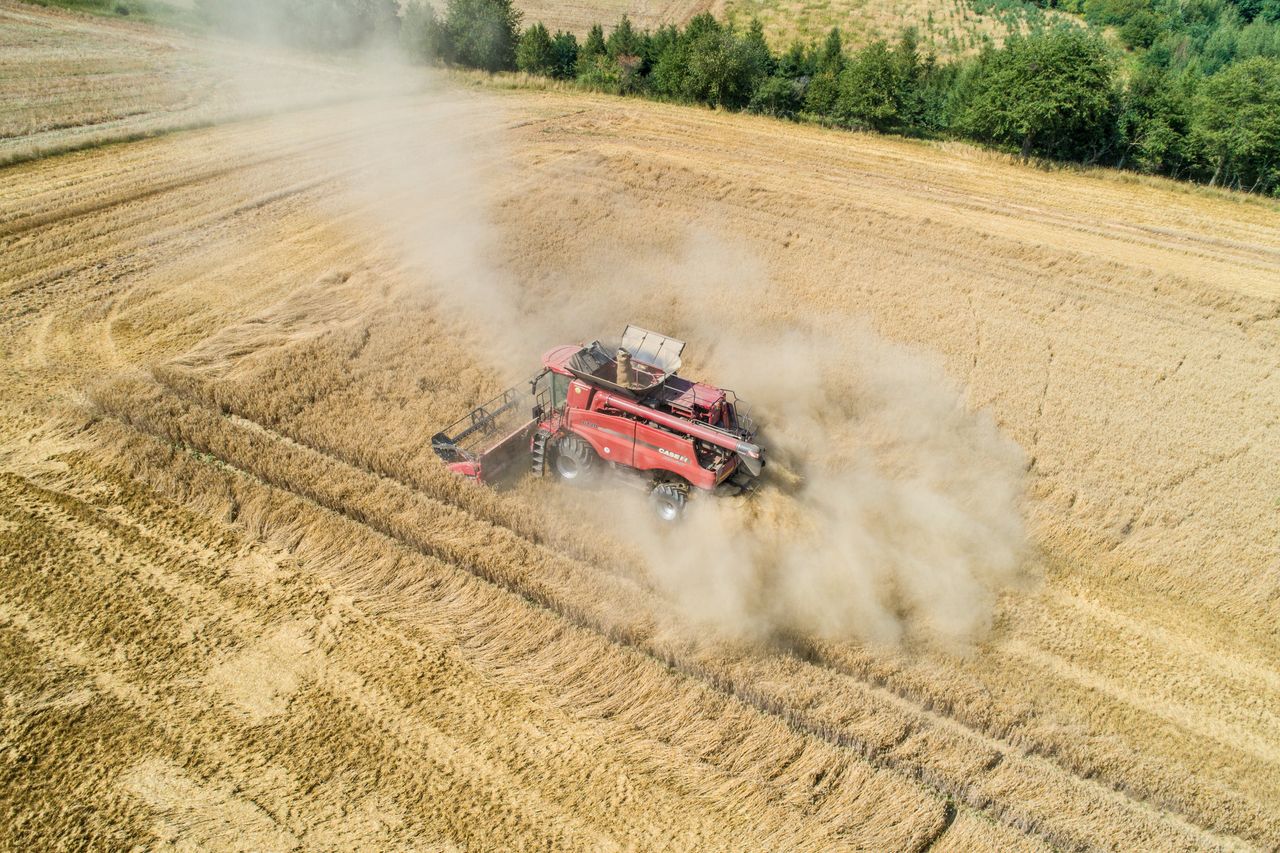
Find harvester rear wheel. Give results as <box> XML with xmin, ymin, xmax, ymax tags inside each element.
<box><xmin>553</xmin><ymin>434</ymin><xmax>596</xmax><ymax>484</ymax></box>
<box><xmin>649</xmin><ymin>481</ymin><xmax>688</xmax><ymax>522</ymax></box>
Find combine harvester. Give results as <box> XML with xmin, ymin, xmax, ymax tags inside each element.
<box><xmin>432</xmin><ymin>326</ymin><xmax>765</xmax><ymax>520</ymax></box>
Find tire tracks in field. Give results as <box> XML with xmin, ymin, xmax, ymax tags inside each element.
<box><xmin>146</xmin><ymin>368</ymin><xmax>1277</xmax><ymax>850</ymax></box>
<box><xmin>0</xmin><ymin>147</ymin><xmax>313</xmax><ymax>238</ymax></box>
<box><xmin>519</xmin><ymin>140</ymin><xmax>1278</xmax><ymax>336</ymax></box>
<box><xmin>2</xmin><ymin>469</ymin><xmax>759</xmax><ymax>850</ymax></box>
<box><xmin>31</xmin><ymin>434</ymin><xmax>944</xmax><ymax>850</ymax></box>
<box><xmin>559</xmin><ymin>105</ymin><xmax>1280</xmax><ymax>277</ymax></box>
<box><xmin>93</xmin><ymin>374</ymin><xmax>1252</xmax><ymax>853</ymax></box>
<box><xmin>0</xmin><ymin>99</ymin><xmax>595</xmax><ymax>328</ymax></box>
<box><xmin>87</xmin><ymin>395</ymin><xmax>953</xmax><ymax>851</ymax></box>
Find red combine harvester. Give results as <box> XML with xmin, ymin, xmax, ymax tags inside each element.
<box><xmin>431</xmin><ymin>326</ymin><xmax>764</xmax><ymax>520</ymax></box>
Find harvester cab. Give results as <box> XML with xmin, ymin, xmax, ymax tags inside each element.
<box><xmin>432</xmin><ymin>325</ymin><xmax>764</xmax><ymax>521</ymax></box>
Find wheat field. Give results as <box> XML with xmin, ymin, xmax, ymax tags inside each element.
<box><xmin>3</xmin><ymin>4</ymin><xmax>1280</xmax><ymax>851</ymax></box>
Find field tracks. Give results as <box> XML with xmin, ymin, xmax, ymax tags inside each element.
<box><xmin>0</xmin><ymin>470</ymin><xmax>690</xmax><ymax>850</ymax></box>
<box><xmin>84</xmin><ymin>367</ymin><xmax>1258</xmax><ymax>852</ymax></box>
<box><xmin>149</xmin><ymin>353</ymin><xmax>1280</xmax><ymax>848</ymax></box>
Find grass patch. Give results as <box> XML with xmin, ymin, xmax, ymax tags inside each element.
<box><xmin>21</xmin><ymin>0</ymin><xmax>202</xmax><ymax>28</ymax></box>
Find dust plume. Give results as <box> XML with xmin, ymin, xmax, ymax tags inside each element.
<box><xmin>545</xmin><ymin>228</ymin><xmax>1033</xmax><ymax>649</ymax></box>
<box><xmin>337</xmin><ymin>112</ymin><xmax>1033</xmax><ymax>647</ymax></box>
<box><xmin>329</xmin><ymin>82</ymin><xmax>528</xmax><ymax>359</ymax></box>
<box><xmin>519</xmin><ymin>223</ymin><xmax>1032</xmax><ymax>648</ymax></box>
<box><xmin>650</xmin><ymin>324</ymin><xmax>1031</xmax><ymax>649</ymax></box>
<box><xmin>178</xmin><ymin>1</ymin><xmax>536</xmax><ymax>372</ymax></box>
<box><xmin>179</xmin><ymin>6</ymin><xmax>1031</xmax><ymax>648</ymax></box>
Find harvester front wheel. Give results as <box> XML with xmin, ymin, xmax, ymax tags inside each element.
<box><xmin>649</xmin><ymin>482</ymin><xmax>688</xmax><ymax>522</ymax></box>
<box><xmin>553</xmin><ymin>434</ymin><xmax>596</xmax><ymax>484</ymax></box>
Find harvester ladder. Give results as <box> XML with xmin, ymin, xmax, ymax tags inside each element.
<box><xmin>531</xmin><ymin>429</ymin><xmax>551</xmax><ymax>477</ymax></box>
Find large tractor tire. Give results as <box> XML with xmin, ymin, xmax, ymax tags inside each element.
<box><xmin>649</xmin><ymin>481</ymin><xmax>688</xmax><ymax>522</ymax></box>
<box><xmin>553</xmin><ymin>434</ymin><xmax>596</xmax><ymax>484</ymax></box>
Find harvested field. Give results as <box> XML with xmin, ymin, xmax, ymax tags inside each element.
<box><xmin>0</xmin><ymin>1</ymin><xmax>369</xmax><ymax>165</ymax></box>
<box><xmin>3</xmin><ymin>4</ymin><xmax>1280</xmax><ymax>851</ymax></box>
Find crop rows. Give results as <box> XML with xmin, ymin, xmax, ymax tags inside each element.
<box><xmin>84</xmin><ymin>362</ymin><xmax>1260</xmax><ymax>851</ymax></box>
<box><xmin>134</xmin><ymin>225</ymin><xmax>1279</xmax><ymax>849</ymax></box>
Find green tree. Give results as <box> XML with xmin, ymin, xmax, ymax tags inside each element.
<box><xmin>915</xmin><ymin>55</ymin><xmax>957</xmax><ymax>132</ymax></box>
<box><xmin>550</xmin><ymin>30</ymin><xmax>579</xmax><ymax>79</ymax></box>
<box><xmin>817</xmin><ymin>26</ymin><xmax>845</xmax><ymax>73</ymax></box>
<box><xmin>892</xmin><ymin>27</ymin><xmax>926</xmax><ymax>128</ymax></box>
<box><xmin>776</xmin><ymin>40</ymin><xmax>812</xmax><ymax>78</ymax></box>
<box><xmin>646</xmin><ymin>24</ymin><xmax>681</xmax><ymax>69</ymax></box>
<box><xmin>1235</xmin><ymin>17</ymin><xmax>1280</xmax><ymax>59</ymax></box>
<box><xmin>1120</xmin><ymin>9</ymin><xmax>1164</xmax><ymax>48</ymax></box>
<box><xmin>741</xmin><ymin>18</ymin><xmax>776</xmax><ymax>77</ymax></box>
<box><xmin>1114</xmin><ymin>64</ymin><xmax>1192</xmax><ymax>173</ymax></box>
<box><xmin>577</xmin><ymin>23</ymin><xmax>606</xmax><ymax>75</ymax></box>
<box><xmin>1082</xmin><ymin>0</ymin><xmax>1148</xmax><ymax>27</ymax></box>
<box><xmin>803</xmin><ymin>70</ymin><xmax>840</xmax><ymax>114</ymax></box>
<box><xmin>1236</xmin><ymin>0</ymin><xmax>1280</xmax><ymax>22</ymax></box>
<box><xmin>606</xmin><ymin>15</ymin><xmax>645</xmax><ymax>60</ymax></box>
<box><xmin>682</xmin><ymin>20</ymin><xmax>760</xmax><ymax>107</ymax></box>
<box><xmin>1190</xmin><ymin>56</ymin><xmax>1280</xmax><ymax>190</ymax></box>
<box><xmin>803</xmin><ymin>27</ymin><xmax>845</xmax><ymax>114</ymax></box>
<box><xmin>604</xmin><ymin>15</ymin><xmax>648</xmax><ymax>91</ymax></box>
<box><xmin>835</xmin><ymin>40</ymin><xmax>900</xmax><ymax>130</ymax></box>
<box><xmin>445</xmin><ymin>0</ymin><xmax>522</xmax><ymax>71</ymax></box>
<box><xmin>959</xmin><ymin>28</ymin><xmax>1118</xmax><ymax>160</ymax></box>
<box><xmin>651</xmin><ymin>14</ymin><xmax>721</xmax><ymax>99</ymax></box>
<box><xmin>650</xmin><ymin>35</ymin><xmax>688</xmax><ymax>97</ymax></box>
<box><xmin>516</xmin><ymin>22</ymin><xmax>555</xmax><ymax>74</ymax></box>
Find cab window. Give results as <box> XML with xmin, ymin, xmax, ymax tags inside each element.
<box><xmin>551</xmin><ymin>373</ymin><xmax>569</xmax><ymax>411</ymax></box>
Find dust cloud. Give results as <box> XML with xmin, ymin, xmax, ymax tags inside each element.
<box><xmin>647</xmin><ymin>323</ymin><xmax>1031</xmax><ymax>649</ymax></box>
<box><xmin>557</xmin><ymin>231</ymin><xmax>1034</xmax><ymax>649</ymax></box>
<box><xmin>185</xmin><ymin>7</ymin><xmax>1031</xmax><ymax>649</ymax></box>
<box><xmin>187</xmin><ymin>3</ymin><xmax>533</xmax><ymax>367</ymax></box>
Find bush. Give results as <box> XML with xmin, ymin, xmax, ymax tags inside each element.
<box><xmin>749</xmin><ymin>75</ymin><xmax>802</xmax><ymax>117</ymax></box>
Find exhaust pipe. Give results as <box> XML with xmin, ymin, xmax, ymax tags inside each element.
<box><xmin>616</xmin><ymin>347</ymin><xmax>632</xmax><ymax>390</ymax></box>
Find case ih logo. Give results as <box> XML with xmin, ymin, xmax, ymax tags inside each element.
<box><xmin>657</xmin><ymin>447</ymin><xmax>690</xmax><ymax>464</ymax></box>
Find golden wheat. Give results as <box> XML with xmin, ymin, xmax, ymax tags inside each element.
<box><xmin>2</xmin><ymin>7</ymin><xmax>1279</xmax><ymax>849</ymax></box>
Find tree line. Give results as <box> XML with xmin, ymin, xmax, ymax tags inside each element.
<box><xmin>199</xmin><ymin>0</ymin><xmax>1280</xmax><ymax>195</ymax></box>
